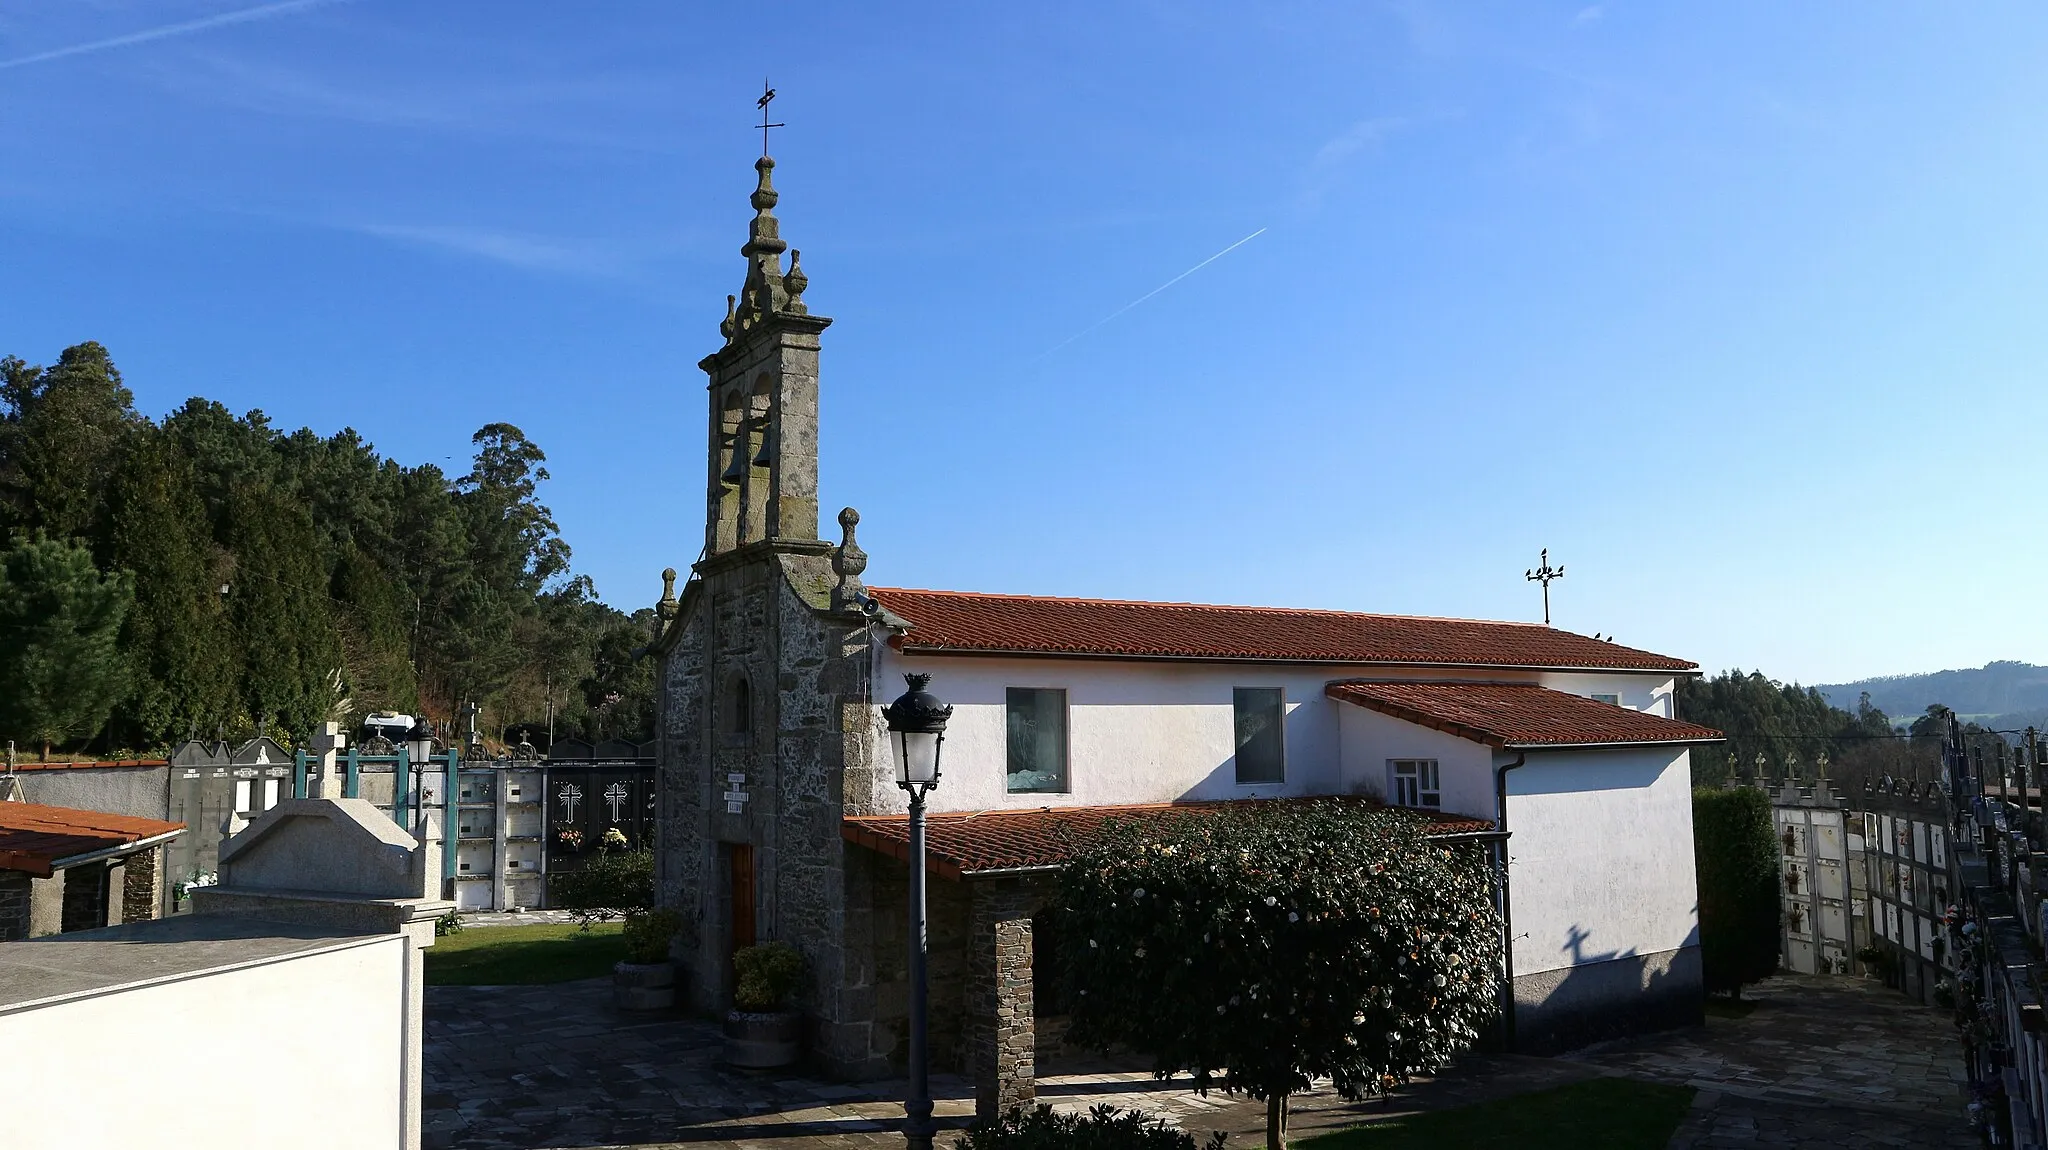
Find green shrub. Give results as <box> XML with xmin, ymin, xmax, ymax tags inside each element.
<box><xmin>433</xmin><ymin>909</ymin><xmax>464</xmax><ymax>937</ymax></box>
<box><xmin>1693</xmin><ymin>787</ymin><xmax>1781</xmax><ymax>996</ymax></box>
<box><xmin>548</xmin><ymin>847</ymin><xmax>654</xmax><ymax>927</ymax></box>
<box><xmin>958</xmin><ymin>1104</ymin><xmax>1224</xmax><ymax>1150</ymax></box>
<box><xmin>1053</xmin><ymin>800</ymin><xmax>1503</xmax><ymax>1150</ymax></box>
<box><xmin>732</xmin><ymin>940</ymin><xmax>806</xmax><ymax>1011</ymax></box>
<box><xmin>621</xmin><ymin>908</ymin><xmax>680</xmax><ymax>964</ymax></box>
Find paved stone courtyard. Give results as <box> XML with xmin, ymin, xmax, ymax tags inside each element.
<box><xmin>424</xmin><ymin>973</ymin><xmax>1974</xmax><ymax>1149</ymax></box>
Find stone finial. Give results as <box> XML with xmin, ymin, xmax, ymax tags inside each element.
<box><xmin>738</xmin><ymin>156</ymin><xmax>788</xmax><ymax>318</ymax></box>
<box><xmin>720</xmin><ymin>294</ymin><xmax>737</xmax><ymax>339</ymax></box>
<box><xmin>784</xmin><ymin>249</ymin><xmax>809</xmax><ymax>314</ymax></box>
<box><xmin>657</xmin><ymin>567</ymin><xmax>679</xmax><ymax>620</ymax></box>
<box><xmin>832</xmin><ymin>506</ymin><xmax>867</xmax><ymax>610</ymax></box>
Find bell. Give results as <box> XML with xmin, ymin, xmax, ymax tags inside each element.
<box><xmin>719</xmin><ymin>435</ymin><xmax>746</xmax><ymax>486</ymax></box>
<box><xmin>751</xmin><ymin>422</ymin><xmax>775</xmax><ymax>468</ymax></box>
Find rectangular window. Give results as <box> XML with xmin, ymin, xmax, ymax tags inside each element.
<box><xmin>261</xmin><ymin>779</ymin><xmax>280</xmax><ymax>810</ymax></box>
<box><xmin>1588</xmin><ymin>693</ymin><xmax>1620</xmax><ymax>706</ymax></box>
<box><xmin>1390</xmin><ymin>760</ymin><xmax>1442</xmax><ymax>809</ymax></box>
<box><xmin>1233</xmin><ymin>688</ymin><xmax>1286</xmax><ymax>784</ymax></box>
<box><xmin>233</xmin><ymin>779</ymin><xmax>253</xmax><ymax>813</ymax></box>
<box><xmin>1006</xmin><ymin>688</ymin><xmax>1069</xmax><ymax>794</ymax></box>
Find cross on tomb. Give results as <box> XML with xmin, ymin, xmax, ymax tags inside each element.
<box><xmin>557</xmin><ymin>783</ymin><xmax>583</xmax><ymax>823</ymax></box>
<box><xmin>603</xmin><ymin>782</ymin><xmax>630</xmax><ymax>822</ymax></box>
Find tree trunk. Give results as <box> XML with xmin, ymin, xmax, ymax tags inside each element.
<box><xmin>1266</xmin><ymin>1092</ymin><xmax>1289</xmax><ymax>1149</ymax></box>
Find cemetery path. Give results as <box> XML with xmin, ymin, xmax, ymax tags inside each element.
<box><xmin>1568</xmin><ymin>973</ymin><xmax>1977</xmax><ymax>1149</ymax></box>
<box><xmin>425</xmin><ymin>973</ymin><xmax>1975</xmax><ymax>1149</ymax></box>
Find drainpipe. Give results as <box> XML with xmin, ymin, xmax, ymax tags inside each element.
<box><xmin>1494</xmin><ymin>750</ymin><xmax>1528</xmax><ymax>1050</ymax></box>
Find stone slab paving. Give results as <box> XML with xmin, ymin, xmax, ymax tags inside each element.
<box><xmin>427</xmin><ymin>972</ymin><xmax>1978</xmax><ymax>1149</ymax></box>
<box><xmin>1566</xmin><ymin>973</ymin><xmax>1977</xmax><ymax>1148</ymax></box>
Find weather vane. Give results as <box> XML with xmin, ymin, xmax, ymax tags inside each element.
<box><xmin>756</xmin><ymin>79</ymin><xmax>783</xmax><ymax>157</ymax></box>
<box><xmin>1525</xmin><ymin>547</ymin><xmax>1564</xmax><ymax>625</ymax></box>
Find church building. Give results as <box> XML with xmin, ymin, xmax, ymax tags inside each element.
<box><xmin>649</xmin><ymin>152</ymin><xmax>1723</xmax><ymax>1115</ymax></box>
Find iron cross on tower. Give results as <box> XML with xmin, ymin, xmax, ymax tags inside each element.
<box><xmin>756</xmin><ymin>80</ymin><xmax>784</xmax><ymax>156</ymax></box>
<box><xmin>1526</xmin><ymin>548</ymin><xmax>1564</xmax><ymax>626</ymax></box>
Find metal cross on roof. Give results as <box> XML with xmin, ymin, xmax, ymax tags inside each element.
<box><xmin>756</xmin><ymin>79</ymin><xmax>784</xmax><ymax>156</ymax></box>
<box><xmin>1525</xmin><ymin>548</ymin><xmax>1565</xmax><ymax>626</ymax></box>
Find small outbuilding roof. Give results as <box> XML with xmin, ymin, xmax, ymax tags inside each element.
<box><xmin>869</xmin><ymin>587</ymin><xmax>1698</xmax><ymax>673</ymax></box>
<box><xmin>1325</xmin><ymin>680</ymin><xmax>1725</xmax><ymax>750</ymax></box>
<box><xmin>0</xmin><ymin>803</ymin><xmax>186</xmax><ymax>878</ymax></box>
<box><xmin>842</xmin><ymin>798</ymin><xmax>1495</xmax><ymax>881</ymax></box>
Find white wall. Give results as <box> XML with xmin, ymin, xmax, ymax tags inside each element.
<box><xmin>1504</xmin><ymin>746</ymin><xmax>1699</xmax><ymax>977</ymax></box>
<box><xmin>0</xmin><ymin>936</ymin><xmax>406</xmax><ymax>1150</ymax></box>
<box><xmin>863</xmin><ymin>643</ymin><xmax>1674</xmax><ymax>817</ymax></box>
<box><xmin>1337</xmin><ymin>705</ymin><xmax>1495</xmax><ymax>817</ymax></box>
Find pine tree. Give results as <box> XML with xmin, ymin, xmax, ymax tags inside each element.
<box><xmin>101</xmin><ymin>431</ymin><xmax>236</xmax><ymax>748</ymax></box>
<box><xmin>0</xmin><ymin>533</ymin><xmax>134</xmax><ymax>758</ymax></box>
<box><xmin>0</xmin><ymin>343</ymin><xmax>141</xmax><ymax>543</ymax></box>
<box><xmin>223</xmin><ymin>481</ymin><xmax>343</xmax><ymax>739</ymax></box>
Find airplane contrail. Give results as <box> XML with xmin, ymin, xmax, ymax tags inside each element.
<box><xmin>1036</xmin><ymin>226</ymin><xmax>1268</xmax><ymax>359</ymax></box>
<box><xmin>0</xmin><ymin>0</ymin><xmax>348</xmax><ymax>72</ymax></box>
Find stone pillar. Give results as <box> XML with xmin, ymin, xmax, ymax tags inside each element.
<box><xmin>121</xmin><ymin>846</ymin><xmax>161</xmax><ymax>923</ymax></box>
<box><xmin>969</xmin><ymin>879</ymin><xmax>1037</xmax><ymax>1121</ymax></box>
<box><xmin>0</xmin><ymin>870</ymin><xmax>31</xmax><ymax>941</ymax></box>
<box><xmin>28</xmin><ymin>870</ymin><xmax>65</xmax><ymax>937</ymax></box>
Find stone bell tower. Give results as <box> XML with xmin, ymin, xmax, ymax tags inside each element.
<box><xmin>701</xmin><ymin>155</ymin><xmax>831</xmax><ymax>553</ymax></box>
<box><xmin>655</xmin><ymin>147</ymin><xmax>893</xmax><ymax>1078</ymax></box>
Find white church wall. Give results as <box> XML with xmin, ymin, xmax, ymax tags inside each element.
<box><xmin>1336</xmin><ymin>705</ymin><xmax>1495</xmax><ymax>818</ymax></box>
<box><xmin>1503</xmin><ymin>744</ymin><xmax>1699</xmax><ymax>978</ymax></box>
<box><xmin>1</xmin><ymin>933</ymin><xmax>406</xmax><ymax>1150</ymax></box>
<box><xmin>864</xmin><ymin>645</ymin><xmax>1675</xmax><ymax>817</ymax></box>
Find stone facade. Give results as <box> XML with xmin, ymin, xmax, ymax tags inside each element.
<box><xmin>121</xmin><ymin>845</ymin><xmax>161</xmax><ymax>924</ymax></box>
<box><xmin>969</xmin><ymin>877</ymin><xmax>1045</xmax><ymax>1119</ymax></box>
<box><xmin>0</xmin><ymin>869</ymin><xmax>28</xmax><ymax>942</ymax></box>
<box><xmin>654</xmin><ymin>150</ymin><xmax>905</xmax><ymax>1080</ymax></box>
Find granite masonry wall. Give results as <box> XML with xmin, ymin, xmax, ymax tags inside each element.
<box><xmin>0</xmin><ymin>870</ymin><xmax>29</xmax><ymax>941</ymax></box>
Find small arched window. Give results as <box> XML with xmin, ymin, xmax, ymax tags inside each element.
<box><xmin>727</xmin><ymin>674</ymin><xmax>752</xmax><ymax>739</ymax></box>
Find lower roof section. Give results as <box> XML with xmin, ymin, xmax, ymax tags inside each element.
<box><xmin>1326</xmin><ymin>680</ymin><xmax>1725</xmax><ymax>750</ymax></box>
<box><xmin>842</xmin><ymin>797</ymin><xmax>1496</xmax><ymax>881</ymax></box>
<box><xmin>0</xmin><ymin>802</ymin><xmax>186</xmax><ymax>878</ymax></box>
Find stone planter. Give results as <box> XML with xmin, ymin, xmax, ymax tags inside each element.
<box><xmin>723</xmin><ymin>1009</ymin><xmax>801</xmax><ymax>1070</ymax></box>
<box><xmin>612</xmin><ymin>961</ymin><xmax>676</xmax><ymax>1011</ymax></box>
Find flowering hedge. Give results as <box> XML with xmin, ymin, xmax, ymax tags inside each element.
<box><xmin>1049</xmin><ymin>800</ymin><xmax>1503</xmax><ymax>1148</ymax></box>
<box><xmin>958</xmin><ymin>1103</ymin><xmax>1225</xmax><ymax>1149</ymax></box>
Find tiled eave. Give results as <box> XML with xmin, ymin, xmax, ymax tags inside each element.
<box><xmin>842</xmin><ymin>797</ymin><xmax>1497</xmax><ymax>881</ymax></box>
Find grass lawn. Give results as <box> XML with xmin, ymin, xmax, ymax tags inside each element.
<box><xmin>1297</xmin><ymin>1077</ymin><xmax>1695</xmax><ymax>1150</ymax></box>
<box><xmin>424</xmin><ymin>922</ymin><xmax>627</xmax><ymax>986</ymax></box>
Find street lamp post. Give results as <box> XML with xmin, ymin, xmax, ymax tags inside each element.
<box><xmin>882</xmin><ymin>673</ymin><xmax>952</xmax><ymax>1150</ymax></box>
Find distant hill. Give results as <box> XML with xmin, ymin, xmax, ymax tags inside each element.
<box><xmin>1817</xmin><ymin>661</ymin><xmax>2048</xmax><ymax>732</ymax></box>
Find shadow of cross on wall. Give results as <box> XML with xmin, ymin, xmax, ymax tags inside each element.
<box><xmin>1520</xmin><ymin>923</ymin><xmax>1698</xmax><ymax>1055</ymax></box>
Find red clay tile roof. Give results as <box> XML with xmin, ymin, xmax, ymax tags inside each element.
<box><xmin>869</xmin><ymin>587</ymin><xmax>1697</xmax><ymax>672</ymax></box>
<box><xmin>5</xmin><ymin>759</ymin><xmax>166</xmax><ymax>773</ymax></box>
<box><xmin>1326</xmin><ymin>681</ymin><xmax>1724</xmax><ymax>749</ymax></box>
<box><xmin>841</xmin><ymin>798</ymin><xmax>1495</xmax><ymax>881</ymax></box>
<box><xmin>0</xmin><ymin>802</ymin><xmax>186</xmax><ymax>878</ymax></box>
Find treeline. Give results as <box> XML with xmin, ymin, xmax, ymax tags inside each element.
<box><xmin>1678</xmin><ymin>669</ymin><xmax>2005</xmax><ymax>790</ymax></box>
<box><xmin>0</xmin><ymin>341</ymin><xmax>655</xmax><ymax>758</ymax></box>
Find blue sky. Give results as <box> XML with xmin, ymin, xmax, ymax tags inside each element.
<box><xmin>4</xmin><ymin>2</ymin><xmax>2045</xmax><ymax>688</ymax></box>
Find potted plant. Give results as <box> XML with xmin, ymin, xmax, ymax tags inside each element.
<box><xmin>614</xmin><ymin>908</ymin><xmax>682</xmax><ymax>1010</ymax></box>
<box><xmin>724</xmin><ymin>940</ymin><xmax>806</xmax><ymax>1069</ymax></box>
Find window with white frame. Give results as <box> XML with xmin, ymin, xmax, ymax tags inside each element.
<box><xmin>1006</xmin><ymin>687</ymin><xmax>1069</xmax><ymax>793</ymax></box>
<box><xmin>1588</xmin><ymin>693</ymin><xmax>1620</xmax><ymax>706</ymax></box>
<box><xmin>1232</xmin><ymin>688</ymin><xmax>1285</xmax><ymax>784</ymax></box>
<box><xmin>1389</xmin><ymin>759</ymin><xmax>1441</xmax><ymax>809</ymax></box>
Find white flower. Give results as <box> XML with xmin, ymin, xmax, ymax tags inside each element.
<box><xmin>1135</xmin><ymin>948</ymin><xmax>1146</xmax><ymax>958</ymax></box>
<box><xmin>1263</xmin><ymin>896</ymin><xmax>1278</xmax><ymax>907</ymax></box>
<box><xmin>1353</xmin><ymin>1012</ymin><xmax>1367</xmax><ymax>1025</ymax></box>
<box><xmin>1133</xmin><ymin>888</ymin><xmax>1146</xmax><ymax>899</ymax></box>
<box><xmin>1089</xmin><ymin>939</ymin><xmax>1098</xmax><ymax>948</ymax></box>
<box><xmin>1287</xmin><ymin>912</ymin><xmax>1299</xmax><ymax>923</ymax></box>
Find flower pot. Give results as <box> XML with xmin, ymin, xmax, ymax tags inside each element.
<box><xmin>723</xmin><ymin>1009</ymin><xmax>801</xmax><ymax>1069</ymax></box>
<box><xmin>613</xmin><ymin>961</ymin><xmax>676</xmax><ymax>1011</ymax></box>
